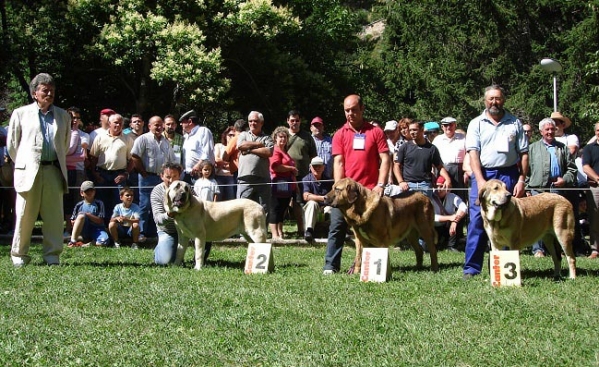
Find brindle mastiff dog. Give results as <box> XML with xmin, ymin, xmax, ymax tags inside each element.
<box><xmin>324</xmin><ymin>178</ymin><xmax>438</xmax><ymax>274</ymax></box>
<box><xmin>165</xmin><ymin>180</ymin><xmax>267</xmax><ymax>270</ymax></box>
<box><xmin>479</xmin><ymin>179</ymin><xmax>576</xmax><ymax>279</ymax></box>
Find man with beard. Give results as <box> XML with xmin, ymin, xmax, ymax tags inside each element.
<box><xmin>163</xmin><ymin>114</ymin><xmax>184</xmax><ymax>164</ymax></box>
<box><xmin>462</xmin><ymin>85</ymin><xmax>529</xmax><ymax>279</ymax></box>
<box><xmin>285</xmin><ymin>110</ymin><xmax>317</xmax><ymax>237</ymax></box>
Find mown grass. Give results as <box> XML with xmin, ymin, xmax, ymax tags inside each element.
<box><xmin>1</xmin><ymin>242</ymin><xmax>598</xmax><ymax>367</ymax></box>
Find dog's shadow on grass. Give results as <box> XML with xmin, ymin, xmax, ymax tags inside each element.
<box><xmin>520</xmin><ymin>267</ymin><xmax>599</xmax><ymax>281</ymax></box>
<box><xmin>391</xmin><ymin>260</ymin><xmax>464</xmax><ymax>273</ymax></box>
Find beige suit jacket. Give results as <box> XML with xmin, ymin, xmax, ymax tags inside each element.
<box><xmin>7</xmin><ymin>102</ymin><xmax>70</xmax><ymax>194</ymax></box>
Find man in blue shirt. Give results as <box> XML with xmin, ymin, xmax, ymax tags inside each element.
<box><xmin>463</xmin><ymin>85</ymin><xmax>529</xmax><ymax>279</ymax></box>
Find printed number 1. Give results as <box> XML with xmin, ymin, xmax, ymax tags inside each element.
<box><xmin>374</xmin><ymin>258</ymin><xmax>382</xmax><ymax>275</ymax></box>
<box><xmin>504</xmin><ymin>262</ymin><xmax>517</xmax><ymax>279</ymax></box>
<box><xmin>255</xmin><ymin>254</ymin><xmax>267</xmax><ymax>270</ymax></box>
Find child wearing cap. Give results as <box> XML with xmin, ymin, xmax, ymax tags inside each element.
<box><xmin>109</xmin><ymin>187</ymin><xmax>141</xmax><ymax>249</ymax></box>
<box><xmin>68</xmin><ymin>181</ymin><xmax>110</xmax><ymax>247</ymax></box>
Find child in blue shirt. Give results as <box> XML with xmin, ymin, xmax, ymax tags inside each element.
<box><xmin>68</xmin><ymin>181</ymin><xmax>109</xmax><ymax>247</ymax></box>
<box><xmin>109</xmin><ymin>187</ymin><xmax>141</xmax><ymax>249</ymax></box>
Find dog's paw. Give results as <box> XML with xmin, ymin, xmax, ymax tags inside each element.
<box><xmin>347</xmin><ymin>262</ymin><xmax>357</xmax><ymax>275</ymax></box>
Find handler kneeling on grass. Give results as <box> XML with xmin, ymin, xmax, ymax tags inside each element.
<box><xmin>151</xmin><ymin>162</ymin><xmax>210</xmax><ymax>265</ymax></box>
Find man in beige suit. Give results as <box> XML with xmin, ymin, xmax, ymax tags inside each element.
<box><xmin>7</xmin><ymin>73</ymin><xmax>70</xmax><ymax>266</ymax></box>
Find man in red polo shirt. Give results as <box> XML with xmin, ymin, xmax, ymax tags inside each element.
<box><xmin>323</xmin><ymin>94</ymin><xmax>390</xmax><ymax>274</ymax></box>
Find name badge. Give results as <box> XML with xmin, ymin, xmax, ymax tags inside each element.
<box><xmin>353</xmin><ymin>134</ymin><xmax>366</xmax><ymax>150</ymax></box>
<box><xmin>496</xmin><ymin>134</ymin><xmax>510</xmax><ymax>153</ymax></box>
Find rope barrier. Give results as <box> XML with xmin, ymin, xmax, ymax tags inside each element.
<box><xmin>0</xmin><ymin>179</ymin><xmax>595</xmax><ymax>192</ymax></box>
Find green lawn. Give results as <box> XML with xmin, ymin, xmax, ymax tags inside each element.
<box><xmin>1</xmin><ymin>242</ymin><xmax>598</xmax><ymax>366</ymax></box>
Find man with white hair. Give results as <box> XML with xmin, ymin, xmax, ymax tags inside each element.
<box><xmin>526</xmin><ymin>117</ymin><xmax>578</xmax><ymax>257</ymax></box>
<box><xmin>7</xmin><ymin>73</ymin><xmax>71</xmax><ymax>266</ymax></box>
<box><xmin>89</xmin><ymin>113</ymin><xmax>135</xmax><ymax>226</ymax></box>
<box><xmin>236</xmin><ymin>111</ymin><xmax>274</xmax><ymax>216</ymax></box>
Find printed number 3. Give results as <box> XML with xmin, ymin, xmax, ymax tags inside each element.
<box><xmin>504</xmin><ymin>262</ymin><xmax>517</xmax><ymax>279</ymax></box>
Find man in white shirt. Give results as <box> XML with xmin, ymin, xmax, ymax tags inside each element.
<box><xmin>131</xmin><ymin>116</ymin><xmax>176</xmax><ymax>239</ymax></box>
<box><xmin>433</xmin><ymin>117</ymin><xmax>467</xmax><ymax>200</ymax></box>
<box><xmin>180</xmin><ymin>110</ymin><xmax>215</xmax><ymax>184</ymax></box>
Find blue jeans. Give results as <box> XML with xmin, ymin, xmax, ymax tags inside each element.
<box><xmin>81</xmin><ymin>217</ymin><xmax>109</xmax><ymax>246</ymax></box>
<box><xmin>139</xmin><ymin>173</ymin><xmax>162</xmax><ymax>237</ymax></box>
<box><xmin>127</xmin><ymin>170</ymin><xmax>140</xmax><ymax>205</ymax></box>
<box><xmin>464</xmin><ymin>166</ymin><xmax>519</xmax><ymax>275</ymax></box>
<box><xmin>323</xmin><ymin>207</ymin><xmax>348</xmax><ymax>272</ymax></box>
<box><xmin>215</xmin><ymin>175</ymin><xmax>236</xmax><ymax>201</ymax></box>
<box><xmin>153</xmin><ymin>230</ymin><xmax>212</xmax><ymax>265</ymax></box>
<box><xmin>408</xmin><ymin>181</ymin><xmax>432</xmax><ymax>198</ymax></box>
<box><xmin>154</xmin><ymin>230</ymin><xmax>178</xmax><ymax>265</ymax></box>
<box><xmin>96</xmin><ymin>169</ymin><xmax>126</xmax><ymax>227</ymax></box>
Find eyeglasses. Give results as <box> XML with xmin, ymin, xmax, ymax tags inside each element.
<box><xmin>555</xmin><ymin>120</ymin><xmax>565</xmax><ymax>125</ymax></box>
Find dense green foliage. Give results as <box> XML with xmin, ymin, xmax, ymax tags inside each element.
<box><xmin>0</xmin><ymin>0</ymin><xmax>598</xmax><ymax>139</ymax></box>
<box><xmin>1</xmin><ymin>244</ymin><xmax>598</xmax><ymax>366</ymax></box>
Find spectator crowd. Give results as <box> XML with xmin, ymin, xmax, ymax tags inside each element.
<box><xmin>1</xmin><ymin>74</ymin><xmax>599</xmax><ymax>279</ymax></box>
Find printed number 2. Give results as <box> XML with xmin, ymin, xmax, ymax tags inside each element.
<box><xmin>255</xmin><ymin>254</ymin><xmax>267</xmax><ymax>270</ymax></box>
<box><xmin>504</xmin><ymin>262</ymin><xmax>517</xmax><ymax>279</ymax></box>
<box><xmin>374</xmin><ymin>259</ymin><xmax>382</xmax><ymax>275</ymax></box>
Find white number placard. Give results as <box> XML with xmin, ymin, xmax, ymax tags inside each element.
<box><xmin>360</xmin><ymin>248</ymin><xmax>391</xmax><ymax>282</ymax></box>
<box><xmin>244</xmin><ymin>243</ymin><xmax>274</xmax><ymax>274</ymax></box>
<box><xmin>489</xmin><ymin>250</ymin><xmax>521</xmax><ymax>287</ymax></box>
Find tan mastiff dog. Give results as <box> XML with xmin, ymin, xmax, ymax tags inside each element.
<box><xmin>165</xmin><ymin>180</ymin><xmax>267</xmax><ymax>270</ymax></box>
<box><xmin>324</xmin><ymin>178</ymin><xmax>438</xmax><ymax>274</ymax></box>
<box><xmin>479</xmin><ymin>179</ymin><xmax>576</xmax><ymax>279</ymax></box>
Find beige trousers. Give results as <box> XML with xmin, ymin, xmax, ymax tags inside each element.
<box><xmin>11</xmin><ymin>165</ymin><xmax>64</xmax><ymax>265</ymax></box>
<box><xmin>303</xmin><ymin>200</ymin><xmax>331</xmax><ymax>230</ymax></box>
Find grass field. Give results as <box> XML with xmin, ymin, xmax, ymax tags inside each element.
<box><xmin>1</xmin><ymin>241</ymin><xmax>598</xmax><ymax>366</ymax></box>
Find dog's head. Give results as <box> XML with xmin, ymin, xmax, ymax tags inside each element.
<box><xmin>479</xmin><ymin>179</ymin><xmax>513</xmax><ymax>222</ymax></box>
<box><xmin>324</xmin><ymin>178</ymin><xmax>361</xmax><ymax>208</ymax></box>
<box><xmin>165</xmin><ymin>180</ymin><xmax>193</xmax><ymax>214</ymax></box>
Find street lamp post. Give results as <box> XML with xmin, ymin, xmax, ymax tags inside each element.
<box><xmin>540</xmin><ymin>58</ymin><xmax>563</xmax><ymax>112</ymax></box>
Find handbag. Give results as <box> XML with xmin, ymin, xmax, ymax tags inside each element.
<box><xmin>272</xmin><ymin>178</ymin><xmax>293</xmax><ymax>198</ymax></box>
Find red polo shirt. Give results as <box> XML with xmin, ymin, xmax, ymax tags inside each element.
<box><xmin>332</xmin><ymin>122</ymin><xmax>388</xmax><ymax>189</ymax></box>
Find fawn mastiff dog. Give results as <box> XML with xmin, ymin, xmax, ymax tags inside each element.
<box><xmin>479</xmin><ymin>179</ymin><xmax>576</xmax><ymax>279</ymax></box>
<box><xmin>324</xmin><ymin>178</ymin><xmax>438</xmax><ymax>274</ymax></box>
<box><xmin>165</xmin><ymin>180</ymin><xmax>267</xmax><ymax>270</ymax></box>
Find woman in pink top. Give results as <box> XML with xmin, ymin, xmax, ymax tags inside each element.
<box><xmin>269</xmin><ymin>126</ymin><xmax>298</xmax><ymax>239</ymax></box>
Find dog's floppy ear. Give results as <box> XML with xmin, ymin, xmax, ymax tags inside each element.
<box><xmin>165</xmin><ymin>185</ymin><xmax>172</xmax><ymax>211</ymax></box>
<box><xmin>477</xmin><ymin>184</ymin><xmax>487</xmax><ymax>207</ymax></box>
<box><xmin>346</xmin><ymin>182</ymin><xmax>359</xmax><ymax>204</ymax></box>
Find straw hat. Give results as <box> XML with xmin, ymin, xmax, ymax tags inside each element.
<box><xmin>550</xmin><ymin>111</ymin><xmax>572</xmax><ymax>129</ymax></box>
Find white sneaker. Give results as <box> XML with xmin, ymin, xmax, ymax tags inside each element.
<box><xmin>11</xmin><ymin>256</ymin><xmax>30</xmax><ymax>268</ymax></box>
<box><xmin>131</xmin><ymin>243</ymin><xmax>139</xmax><ymax>250</ymax></box>
<box><xmin>138</xmin><ymin>235</ymin><xmax>147</xmax><ymax>243</ymax></box>
<box><xmin>323</xmin><ymin>269</ymin><xmax>335</xmax><ymax>275</ymax></box>
<box><xmin>114</xmin><ymin>242</ymin><xmax>121</xmax><ymax>249</ymax></box>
